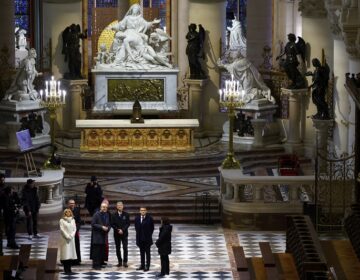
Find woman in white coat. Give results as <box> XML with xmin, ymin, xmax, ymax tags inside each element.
<box><xmin>60</xmin><ymin>209</ymin><xmax>77</xmax><ymax>274</ymax></box>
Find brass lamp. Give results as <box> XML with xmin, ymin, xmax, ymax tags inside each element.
<box><xmin>219</xmin><ymin>75</ymin><xmax>245</xmax><ymax>169</ymax></box>
<box><xmin>131</xmin><ymin>99</ymin><xmax>144</xmax><ymax>123</ymax></box>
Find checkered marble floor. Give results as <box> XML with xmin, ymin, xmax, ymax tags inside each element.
<box><xmin>59</xmin><ymin>224</ymin><xmax>232</xmax><ymax>279</ymax></box>
<box><xmin>2</xmin><ymin>233</ymin><xmax>49</xmax><ymax>259</ymax></box>
<box><xmin>238</xmin><ymin>231</ymin><xmax>286</xmax><ymax>257</ymax></box>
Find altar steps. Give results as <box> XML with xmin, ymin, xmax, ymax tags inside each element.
<box><xmin>0</xmin><ymin>146</ymin><xmax>312</xmax><ymax>178</ymax></box>
<box><xmin>77</xmin><ymin>198</ymin><xmax>221</xmax><ymax>224</ymax></box>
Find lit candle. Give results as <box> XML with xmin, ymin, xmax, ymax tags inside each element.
<box><xmin>163</xmin><ymin>26</ymin><xmax>167</xmax><ymax>33</ymax></box>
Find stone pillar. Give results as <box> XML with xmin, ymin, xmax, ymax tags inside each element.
<box><xmin>177</xmin><ymin>0</ymin><xmax>189</xmax><ymax>81</ymax></box>
<box><xmin>189</xmin><ymin>0</ymin><xmax>227</xmax><ymax>136</ymax></box>
<box><xmin>247</xmin><ymin>0</ymin><xmax>272</xmax><ymax>66</ymax></box>
<box><xmin>184</xmin><ymin>79</ymin><xmax>208</xmax><ymax>137</ymax></box>
<box><xmin>312</xmin><ymin>118</ymin><xmax>334</xmax><ymax>172</ymax></box>
<box><xmin>60</xmin><ymin>79</ymin><xmax>88</xmax><ymax>135</ymax></box>
<box><xmin>282</xmin><ymin>88</ymin><xmax>307</xmax><ymax>153</ymax></box>
<box><xmin>251</xmin><ymin>119</ymin><xmax>267</xmax><ymax>147</ymax></box>
<box><xmin>0</xmin><ymin>0</ymin><xmax>15</xmax><ymax>67</ymax></box>
<box><xmin>333</xmin><ymin>39</ymin><xmax>349</xmax><ymax>153</ymax></box>
<box><xmin>6</xmin><ymin>122</ymin><xmax>21</xmax><ymax>151</ymax></box>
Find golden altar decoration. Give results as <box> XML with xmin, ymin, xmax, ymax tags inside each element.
<box><xmin>77</xmin><ymin>119</ymin><xmax>199</xmax><ymax>152</ymax></box>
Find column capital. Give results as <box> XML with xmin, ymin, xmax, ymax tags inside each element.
<box><xmin>298</xmin><ymin>0</ymin><xmax>327</xmax><ymax>18</ymax></box>
<box><xmin>184</xmin><ymin>78</ymin><xmax>208</xmax><ymax>89</ymax></box>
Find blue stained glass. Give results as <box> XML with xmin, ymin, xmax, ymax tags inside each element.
<box><xmin>15</xmin><ymin>15</ymin><xmax>29</xmax><ymax>31</ymax></box>
<box><xmin>15</xmin><ymin>0</ymin><xmax>29</xmax><ymax>14</ymax></box>
<box><xmin>96</xmin><ymin>0</ymin><xmax>117</xmax><ymax>7</ymax></box>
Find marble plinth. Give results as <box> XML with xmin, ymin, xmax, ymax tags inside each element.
<box><xmin>221</xmin><ymin>98</ymin><xmax>280</xmax><ymax>146</ymax></box>
<box><xmin>92</xmin><ymin>68</ymin><xmax>179</xmax><ymax>113</ymax></box>
<box><xmin>0</xmin><ymin>100</ymin><xmax>50</xmax><ymax>149</ymax></box>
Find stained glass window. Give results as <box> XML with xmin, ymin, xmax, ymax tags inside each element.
<box><xmin>15</xmin><ymin>0</ymin><xmax>30</xmax><ymax>33</ymax></box>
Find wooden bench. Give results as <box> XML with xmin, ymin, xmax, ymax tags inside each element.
<box><xmin>19</xmin><ymin>244</ymin><xmax>32</xmax><ymax>267</ymax></box>
<box><xmin>44</xmin><ymin>248</ymin><xmax>58</xmax><ymax>280</ymax></box>
<box><xmin>27</xmin><ymin>259</ymin><xmax>45</xmax><ymax>280</ymax></box>
<box><xmin>275</xmin><ymin>253</ymin><xmax>300</xmax><ymax>280</ymax></box>
<box><xmin>259</xmin><ymin>242</ymin><xmax>276</xmax><ymax>267</ymax></box>
<box><xmin>250</xmin><ymin>257</ymin><xmax>267</xmax><ymax>280</ymax></box>
<box><xmin>233</xmin><ymin>246</ymin><xmax>249</xmax><ymax>271</ymax></box>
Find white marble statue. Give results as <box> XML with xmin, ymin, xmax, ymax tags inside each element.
<box><xmin>97</xmin><ymin>4</ymin><xmax>172</xmax><ymax>70</ymax></box>
<box><xmin>218</xmin><ymin>50</ymin><xmax>274</xmax><ymax>104</ymax></box>
<box><xmin>227</xmin><ymin>17</ymin><xmax>246</xmax><ymax>56</ymax></box>
<box><xmin>4</xmin><ymin>48</ymin><xmax>42</xmax><ymax>102</ymax></box>
<box><xmin>17</xmin><ymin>29</ymin><xmax>27</xmax><ymax>50</ymax></box>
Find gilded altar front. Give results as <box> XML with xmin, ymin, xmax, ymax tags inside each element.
<box><xmin>77</xmin><ymin>119</ymin><xmax>199</xmax><ymax>152</ymax></box>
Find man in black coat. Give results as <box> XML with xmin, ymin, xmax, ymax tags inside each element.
<box><xmin>68</xmin><ymin>199</ymin><xmax>82</xmax><ymax>265</ymax></box>
<box><xmin>90</xmin><ymin>202</ymin><xmax>110</xmax><ymax>270</ymax></box>
<box><xmin>111</xmin><ymin>201</ymin><xmax>130</xmax><ymax>267</ymax></box>
<box><xmin>134</xmin><ymin>207</ymin><xmax>154</xmax><ymax>271</ymax></box>
<box><xmin>85</xmin><ymin>176</ymin><xmax>103</xmax><ymax>216</ymax></box>
<box><xmin>21</xmin><ymin>179</ymin><xmax>41</xmax><ymax>239</ymax></box>
<box><xmin>155</xmin><ymin>217</ymin><xmax>172</xmax><ymax>277</ymax></box>
<box><xmin>4</xmin><ymin>186</ymin><xmax>21</xmax><ymax>249</ymax></box>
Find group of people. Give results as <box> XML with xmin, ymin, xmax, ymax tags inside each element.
<box><xmin>59</xmin><ymin>176</ymin><xmax>172</xmax><ymax>277</ymax></box>
<box><xmin>0</xmin><ymin>175</ymin><xmax>42</xmax><ymax>250</ymax></box>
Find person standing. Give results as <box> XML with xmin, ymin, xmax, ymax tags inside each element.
<box><xmin>3</xmin><ymin>187</ymin><xmax>21</xmax><ymax>249</ymax></box>
<box><xmin>21</xmin><ymin>179</ymin><xmax>41</xmax><ymax>240</ymax></box>
<box><xmin>155</xmin><ymin>217</ymin><xmax>172</xmax><ymax>278</ymax></box>
<box><xmin>90</xmin><ymin>202</ymin><xmax>110</xmax><ymax>270</ymax></box>
<box><xmin>67</xmin><ymin>199</ymin><xmax>82</xmax><ymax>265</ymax></box>
<box><xmin>134</xmin><ymin>207</ymin><xmax>154</xmax><ymax>271</ymax></box>
<box><xmin>111</xmin><ymin>201</ymin><xmax>130</xmax><ymax>267</ymax></box>
<box><xmin>59</xmin><ymin>209</ymin><xmax>77</xmax><ymax>274</ymax></box>
<box><xmin>85</xmin><ymin>176</ymin><xmax>103</xmax><ymax>216</ymax></box>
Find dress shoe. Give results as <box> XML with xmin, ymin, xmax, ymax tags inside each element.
<box><xmin>92</xmin><ymin>266</ymin><xmax>102</xmax><ymax>270</ymax></box>
<box><xmin>123</xmin><ymin>262</ymin><xmax>128</xmax><ymax>268</ymax></box>
<box><xmin>116</xmin><ymin>262</ymin><xmax>122</xmax><ymax>267</ymax></box>
<box><xmin>101</xmin><ymin>262</ymin><xmax>107</xmax><ymax>266</ymax></box>
<box><xmin>33</xmin><ymin>234</ymin><xmax>41</xmax><ymax>238</ymax></box>
<box><xmin>144</xmin><ymin>266</ymin><xmax>149</xmax><ymax>272</ymax></box>
<box><xmin>156</xmin><ymin>273</ymin><xmax>165</xmax><ymax>278</ymax></box>
<box><xmin>136</xmin><ymin>265</ymin><xmax>145</xmax><ymax>270</ymax></box>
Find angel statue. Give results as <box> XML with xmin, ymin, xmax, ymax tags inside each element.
<box><xmin>186</xmin><ymin>23</ymin><xmax>206</xmax><ymax>79</ymax></box>
<box><xmin>62</xmin><ymin>24</ymin><xmax>87</xmax><ymax>79</ymax></box>
<box><xmin>3</xmin><ymin>48</ymin><xmax>42</xmax><ymax>102</ymax></box>
<box><xmin>276</xmin><ymin>33</ymin><xmax>307</xmax><ymax>89</ymax></box>
<box><xmin>227</xmin><ymin>16</ymin><xmax>246</xmax><ymax>56</ymax></box>
<box><xmin>306</xmin><ymin>58</ymin><xmax>330</xmax><ymax>119</ymax></box>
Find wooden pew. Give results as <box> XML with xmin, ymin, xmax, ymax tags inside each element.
<box><xmin>259</xmin><ymin>242</ymin><xmax>276</xmax><ymax>267</ymax></box>
<box><xmin>0</xmin><ymin>256</ymin><xmax>19</xmax><ymax>280</ymax></box>
<box><xmin>321</xmin><ymin>240</ymin><xmax>360</xmax><ymax>280</ymax></box>
<box><xmin>18</xmin><ymin>244</ymin><xmax>32</xmax><ymax>267</ymax></box>
<box><xmin>44</xmin><ymin>248</ymin><xmax>58</xmax><ymax>280</ymax></box>
<box><xmin>249</xmin><ymin>257</ymin><xmax>267</xmax><ymax>280</ymax></box>
<box><xmin>27</xmin><ymin>259</ymin><xmax>46</xmax><ymax>280</ymax></box>
<box><xmin>232</xmin><ymin>246</ymin><xmax>251</xmax><ymax>279</ymax></box>
<box><xmin>275</xmin><ymin>253</ymin><xmax>300</xmax><ymax>280</ymax></box>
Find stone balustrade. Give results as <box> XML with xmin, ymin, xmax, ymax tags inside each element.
<box><xmin>220</xmin><ymin>167</ymin><xmax>315</xmax><ymax>229</ymax></box>
<box><xmin>5</xmin><ymin>168</ymin><xmax>65</xmax><ymax>215</ymax></box>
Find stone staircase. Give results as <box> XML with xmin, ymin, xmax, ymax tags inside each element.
<box><xmin>75</xmin><ymin>197</ymin><xmax>221</xmax><ymax>224</ymax></box>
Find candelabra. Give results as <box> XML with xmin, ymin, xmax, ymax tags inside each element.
<box><xmin>219</xmin><ymin>75</ymin><xmax>246</xmax><ymax>169</ymax></box>
<box><xmin>39</xmin><ymin>76</ymin><xmax>66</xmax><ymax>146</ymax></box>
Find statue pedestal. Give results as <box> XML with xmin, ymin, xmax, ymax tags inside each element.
<box><xmin>281</xmin><ymin>88</ymin><xmax>307</xmax><ymax>154</ymax></box>
<box><xmin>184</xmin><ymin>79</ymin><xmax>208</xmax><ymax>137</ymax></box>
<box><xmin>221</xmin><ymin>99</ymin><xmax>280</xmax><ymax>146</ymax></box>
<box><xmin>59</xmin><ymin>79</ymin><xmax>88</xmax><ymax>137</ymax></box>
<box><xmin>312</xmin><ymin>118</ymin><xmax>334</xmax><ymax>172</ymax></box>
<box><xmin>0</xmin><ymin>100</ymin><xmax>50</xmax><ymax>150</ymax></box>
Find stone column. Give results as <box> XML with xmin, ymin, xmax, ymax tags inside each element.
<box><xmin>282</xmin><ymin>88</ymin><xmax>307</xmax><ymax>153</ymax></box>
<box><xmin>177</xmin><ymin>0</ymin><xmax>189</xmax><ymax>82</ymax></box>
<box><xmin>332</xmin><ymin>39</ymin><xmax>350</xmax><ymax>154</ymax></box>
<box><xmin>189</xmin><ymin>0</ymin><xmax>227</xmax><ymax>136</ymax></box>
<box><xmin>184</xmin><ymin>78</ymin><xmax>208</xmax><ymax>137</ymax></box>
<box><xmin>251</xmin><ymin>119</ymin><xmax>267</xmax><ymax>147</ymax></box>
<box><xmin>247</xmin><ymin>0</ymin><xmax>272</xmax><ymax>66</ymax></box>
<box><xmin>312</xmin><ymin>118</ymin><xmax>334</xmax><ymax>172</ymax></box>
<box><xmin>60</xmin><ymin>79</ymin><xmax>88</xmax><ymax>135</ymax></box>
<box><xmin>0</xmin><ymin>0</ymin><xmax>15</xmax><ymax>67</ymax></box>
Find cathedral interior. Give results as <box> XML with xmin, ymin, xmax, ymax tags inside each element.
<box><xmin>0</xmin><ymin>0</ymin><xmax>360</xmax><ymax>279</ymax></box>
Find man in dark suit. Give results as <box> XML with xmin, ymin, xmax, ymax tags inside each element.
<box><xmin>134</xmin><ymin>207</ymin><xmax>154</xmax><ymax>271</ymax></box>
<box><xmin>68</xmin><ymin>199</ymin><xmax>82</xmax><ymax>265</ymax></box>
<box><xmin>21</xmin><ymin>179</ymin><xmax>41</xmax><ymax>240</ymax></box>
<box><xmin>85</xmin><ymin>176</ymin><xmax>103</xmax><ymax>216</ymax></box>
<box><xmin>111</xmin><ymin>201</ymin><xmax>130</xmax><ymax>267</ymax></box>
<box><xmin>90</xmin><ymin>202</ymin><xmax>110</xmax><ymax>270</ymax></box>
